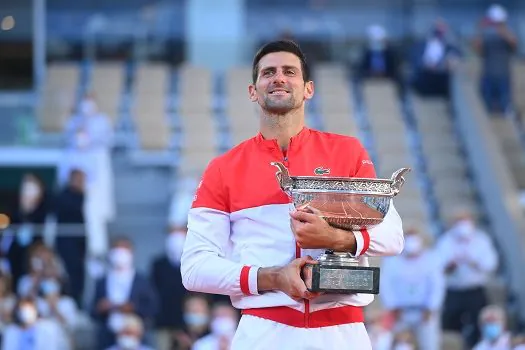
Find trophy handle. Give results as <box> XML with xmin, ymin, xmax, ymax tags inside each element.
<box><xmin>270</xmin><ymin>162</ymin><xmax>294</xmax><ymax>196</ymax></box>
<box><xmin>390</xmin><ymin>167</ymin><xmax>411</xmax><ymax>196</ymax></box>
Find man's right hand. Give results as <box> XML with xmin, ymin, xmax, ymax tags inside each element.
<box><xmin>258</xmin><ymin>256</ymin><xmax>321</xmax><ymax>301</ymax></box>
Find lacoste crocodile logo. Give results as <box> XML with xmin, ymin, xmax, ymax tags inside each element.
<box><xmin>314</xmin><ymin>167</ymin><xmax>330</xmax><ymax>175</ymax></box>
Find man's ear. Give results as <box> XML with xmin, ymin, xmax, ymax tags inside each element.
<box><xmin>248</xmin><ymin>84</ymin><xmax>258</xmax><ymax>102</ymax></box>
<box><xmin>304</xmin><ymin>81</ymin><xmax>314</xmax><ymax>100</ymax></box>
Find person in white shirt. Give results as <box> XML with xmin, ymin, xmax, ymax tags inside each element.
<box><xmin>36</xmin><ymin>278</ymin><xmax>79</xmax><ymax>349</ymax></box>
<box><xmin>473</xmin><ymin>304</ymin><xmax>512</xmax><ymax>350</ymax></box>
<box><xmin>2</xmin><ymin>297</ymin><xmax>61</xmax><ymax>350</ymax></box>
<box><xmin>106</xmin><ymin>313</ymin><xmax>154</xmax><ymax>350</ymax></box>
<box><xmin>436</xmin><ymin>209</ymin><xmax>499</xmax><ymax>348</ymax></box>
<box><xmin>192</xmin><ymin>302</ymin><xmax>239</xmax><ymax>350</ymax></box>
<box><xmin>380</xmin><ymin>227</ymin><xmax>445</xmax><ymax>350</ymax></box>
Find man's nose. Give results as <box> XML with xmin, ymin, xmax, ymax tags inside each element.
<box><xmin>272</xmin><ymin>70</ymin><xmax>287</xmax><ymax>84</ymax></box>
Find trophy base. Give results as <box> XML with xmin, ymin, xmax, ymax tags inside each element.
<box><xmin>302</xmin><ymin>252</ymin><xmax>380</xmax><ymax>294</ymax></box>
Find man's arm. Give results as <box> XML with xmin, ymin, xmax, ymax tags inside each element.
<box><xmin>180</xmin><ymin>159</ymin><xmax>259</xmax><ymax>297</ymax></box>
<box><xmin>351</xmin><ymin>140</ymin><xmax>405</xmax><ymax>257</ymax></box>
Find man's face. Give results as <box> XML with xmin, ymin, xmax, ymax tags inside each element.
<box><xmin>249</xmin><ymin>52</ymin><xmax>314</xmax><ymax>115</ymax></box>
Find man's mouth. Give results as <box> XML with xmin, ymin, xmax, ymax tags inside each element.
<box><xmin>269</xmin><ymin>89</ymin><xmax>290</xmax><ymax>95</ymax></box>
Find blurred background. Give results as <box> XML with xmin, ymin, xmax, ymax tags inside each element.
<box><xmin>0</xmin><ymin>0</ymin><xmax>524</xmax><ymax>349</ymax></box>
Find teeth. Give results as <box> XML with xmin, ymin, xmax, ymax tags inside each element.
<box><xmin>270</xmin><ymin>91</ymin><xmax>288</xmax><ymax>95</ymax></box>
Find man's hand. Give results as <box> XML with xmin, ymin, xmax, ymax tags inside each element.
<box><xmin>257</xmin><ymin>256</ymin><xmax>321</xmax><ymax>301</ymax></box>
<box><xmin>275</xmin><ymin>256</ymin><xmax>322</xmax><ymax>301</ymax></box>
<box><xmin>290</xmin><ymin>208</ymin><xmax>356</xmax><ymax>253</ymax></box>
<box><xmin>96</xmin><ymin>298</ymin><xmax>113</xmax><ymax>314</ymax></box>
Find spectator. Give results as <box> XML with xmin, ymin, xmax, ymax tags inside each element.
<box><xmin>151</xmin><ymin>230</ymin><xmax>188</xmax><ymax>350</ymax></box>
<box><xmin>0</xmin><ymin>272</ymin><xmax>16</xmax><ymax>340</ymax></box>
<box><xmin>436</xmin><ymin>209</ymin><xmax>499</xmax><ymax>348</ymax></box>
<box><xmin>391</xmin><ymin>330</ymin><xmax>417</xmax><ymax>350</ymax></box>
<box><xmin>2</xmin><ymin>297</ymin><xmax>61</xmax><ymax>349</ymax></box>
<box><xmin>91</xmin><ymin>237</ymin><xmax>158</xmax><ymax>349</ymax></box>
<box><xmin>358</xmin><ymin>25</ymin><xmax>402</xmax><ymax>86</ymax></box>
<box><xmin>36</xmin><ymin>277</ymin><xmax>79</xmax><ymax>349</ymax></box>
<box><xmin>192</xmin><ymin>302</ymin><xmax>239</xmax><ymax>350</ymax></box>
<box><xmin>173</xmin><ymin>294</ymin><xmax>210</xmax><ymax>350</ymax></box>
<box><xmin>17</xmin><ymin>243</ymin><xmax>68</xmax><ymax>299</ymax></box>
<box><xmin>60</xmin><ymin>92</ymin><xmax>115</xmax><ymax>260</ymax></box>
<box><xmin>106</xmin><ymin>314</ymin><xmax>155</xmax><ymax>350</ymax></box>
<box><xmin>6</xmin><ymin>174</ymin><xmax>50</xmax><ymax>288</ymax></box>
<box><xmin>365</xmin><ymin>309</ymin><xmax>394</xmax><ymax>350</ymax></box>
<box><xmin>52</xmin><ymin>169</ymin><xmax>87</xmax><ymax>306</ymax></box>
<box><xmin>473</xmin><ymin>304</ymin><xmax>512</xmax><ymax>349</ymax></box>
<box><xmin>411</xmin><ymin>19</ymin><xmax>460</xmax><ymax>98</ymax></box>
<box><xmin>380</xmin><ymin>227</ymin><xmax>445</xmax><ymax>350</ymax></box>
<box><xmin>474</xmin><ymin>4</ymin><xmax>518</xmax><ymax>115</ymax></box>
<box><xmin>168</xmin><ymin>173</ymin><xmax>200</xmax><ymax>232</ymax></box>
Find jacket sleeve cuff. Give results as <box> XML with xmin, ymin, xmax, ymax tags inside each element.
<box><xmin>352</xmin><ymin>229</ymin><xmax>370</xmax><ymax>257</ymax></box>
<box><xmin>240</xmin><ymin>266</ymin><xmax>260</xmax><ymax>296</ymax></box>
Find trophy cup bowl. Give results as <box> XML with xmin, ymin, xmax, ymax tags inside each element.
<box><xmin>271</xmin><ymin>162</ymin><xmax>410</xmax><ymax>294</ymax></box>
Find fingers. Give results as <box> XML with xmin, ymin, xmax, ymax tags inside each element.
<box><xmin>290</xmin><ymin>210</ymin><xmax>317</xmax><ymax>223</ymax></box>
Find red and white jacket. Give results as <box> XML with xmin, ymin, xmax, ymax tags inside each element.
<box><xmin>181</xmin><ymin>127</ymin><xmax>404</xmax><ymax>328</ymax></box>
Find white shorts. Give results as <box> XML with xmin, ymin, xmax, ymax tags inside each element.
<box><xmin>231</xmin><ymin>315</ymin><xmax>372</xmax><ymax>350</ymax></box>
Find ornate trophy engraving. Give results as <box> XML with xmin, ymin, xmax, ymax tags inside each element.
<box><xmin>271</xmin><ymin>162</ymin><xmax>410</xmax><ymax>294</ymax></box>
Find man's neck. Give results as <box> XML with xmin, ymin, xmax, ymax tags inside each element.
<box><xmin>259</xmin><ymin>109</ymin><xmax>305</xmax><ymax>150</ymax></box>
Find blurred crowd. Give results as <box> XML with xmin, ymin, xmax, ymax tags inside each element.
<box><xmin>0</xmin><ymin>2</ymin><xmax>523</xmax><ymax>350</ymax></box>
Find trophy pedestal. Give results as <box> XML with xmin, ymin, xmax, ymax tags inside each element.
<box><xmin>302</xmin><ymin>251</ymin><xmax>380</xmax><ymax>294</ymax></box>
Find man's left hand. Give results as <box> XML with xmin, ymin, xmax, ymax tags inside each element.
<box><xmin>290</xmin><ymin>208</ymin><xmax>355</xmax><ymax>252</ymax></box>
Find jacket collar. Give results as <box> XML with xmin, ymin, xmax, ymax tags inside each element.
<box><xmin>254</xmin><ymin>127</ymin><xmax>311</xmax><ymax>150</ymax></box>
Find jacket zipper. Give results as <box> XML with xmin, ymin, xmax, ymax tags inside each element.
<box><xmin>283</xmin><ymin>141</ymin><xmax>310</xmax><ymax>327</ymax></box>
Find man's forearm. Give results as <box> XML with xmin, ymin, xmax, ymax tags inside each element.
<box><xmin>257</xmin><ymin>267</ymin><xmax>281</xmax><ymax>293</ymax></box>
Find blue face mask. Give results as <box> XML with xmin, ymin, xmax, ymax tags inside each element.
<box><xmin>482</xmin><ymin>322</ymin><xmax>503</xmax><ymax>341</ymax></box>
<box><xmin>184</xmin><ymin>313</ymin><xmax>209</xmax><ymax>327</ymax></box>
<box><xmin>40</xmin><ymin>279</ymin><xmax>60</xmax><ymax>296</ymax></box>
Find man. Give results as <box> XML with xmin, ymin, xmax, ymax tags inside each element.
<box><xmin>380</xmin><ymin>227</ymin><xmax>445</xmax><ymax>350</ymax></box>
<box><xmin>436</xmin><ymin>209</ymin><xmax>498</xmax><ymax>348</ymax></box>
<box><xmin>181</xmin><ymin>40</ymin><xmax>404</xmax><ymax>349</ymax></box>
<box><xmin>472</xmin><ymin>304</ymin><xmax>511</xmax><ymax>350</ymax></box>
<box><xmin>91</xmin><ymin>237</ymin><xmax>158</xmax><ymax>349</ymax></box>
<box><xmin>473</xmin><ymin>4</ymin><xmax>518</xmax><ymax>115</ymax></box>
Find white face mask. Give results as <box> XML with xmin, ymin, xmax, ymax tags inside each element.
<box><xmin>80</xmin><ymin>99</ymin><xmax>97</xmax><ymax>116</ymax></box>
<box><xmin>21</xmin><ymin>181</ymin><xmax>41</xmax><ymax>200</ymax></box>
<box><xmin>117</xmin><ymin>335</ymin><xmax>140</xmax><ymax>349</ymax></box>
<box><xmin>166</xmin><ymin>232</ymin><xmax>186</xmax><ymax>263</ymax></box>
<box><xmin>453</xmin><ymin>220</ymin><xmax>475</xmax><ymax>239</ymax></box>
<box><xmin>109</xmin><ymin>248</ymin><xmax>133</xmax><ymax>270</ymax></box>
<box><xmin>210</xmin><ymin>316</ymin><xmax>237</xmax><ymax>337</ymax></box>
<box><xmin>41</xmin><ymin>279</ymin><xmax>60</xmax><ymax>296</ymax></box>
<box><xmin>404</xmin><ymin>235</ymin><xmax>423</xmax><ymax>255</ymax></box>
<box><xmin>18</xmin><ymin>306</ymin><xmax>38</xmax><ymax>325</ymax></box>
<box><xmin>393</xmin><ymin>343</ymin><xmax>415</xmax><ymax>350</ymax></box>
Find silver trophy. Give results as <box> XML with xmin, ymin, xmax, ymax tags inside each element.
<box><xmin>271</xmin><ymin>162</ymin><xmax>410</xmax><ymax>294</ymax></box>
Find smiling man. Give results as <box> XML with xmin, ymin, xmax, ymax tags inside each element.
<box><xmin>181</xmin><ymin>40</ymin><xmax>405</xmax><ymax>349</ymax></box>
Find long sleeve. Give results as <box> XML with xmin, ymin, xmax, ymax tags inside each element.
<box><xmin>180</xmin><ymin>158</ymin><xmax>259</xmax><ymax>297</ymax></box>
<box><xmin>353</xmin><ymin>202</ymin><xmax>404</xmax><ymax>257</ymax></box>
<box><xmin>426</xmin><ymin>252</ymin><xmax>446</xmax><ymax>311</ymax></box>
<box><xmin>469</xmin><ymin>232</ymin><xmax>498</xmax><ymax>273</ymax></box>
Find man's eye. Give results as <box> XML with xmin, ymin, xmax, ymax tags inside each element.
<box><xmin>285</xmin><ymin>70</ymin><xmax>295</xmax><ymax>75</ymax></box>
<box><xmin>263</xmin><ymin>71</ymin><xmax>273</xmax><ymax>76</ymax></box>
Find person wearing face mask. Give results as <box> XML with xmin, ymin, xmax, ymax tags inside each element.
<box><xmin>192</xmin><ymin>303</ymin><xmax>240</xmax><ymax>350</ymax></box>
<box><xmin>436</xmin><ymin>209</ymin><xmax>499</xmax><ymax>348</ymax></box>
<box><xmin>60</xmin><ymin>92</ymin><xmax>115</xmax><ymax>265</ymax></box>
<box><xmin>410</xmin><ymin>19</ymin><xmax>460</xmax><ymax>98</ymax></box>
<box><xmin>7</xmin><ymin>174</ymin><xmax>50</xmax><ymax>290</ymax></box>
<box><xmin>106</xmin><ymin>314</ymin><xmax>154</xmax><ymax>350</ymax></box>
<box><xmin>91</xmin><ymin>238</ymin><xmax>158</xmax><ymax>350</ymax></box>
<box><xmin>2</xmin><ymin>298</ymin><xmax>60</xmax><ymax>350</ymax></box>
<box><xmin>151</xmin><ymin>229</ymin><xmax>189</xmax><ymax>350</ymax></box>
<box><xmin>357</xmin><ymin>24</ymin><xmax>403</xmax><ymax>91</ymax></box>
<box><xmin>172</xmin><ymin>294</ymin><xmax>211</xmax><ymax>350</ymax></box>
<box><xmin>380</xmin><ymin>228</ymin><xmax>445</xmax><ymax>350</ymax></box>
<box><xmin>473</xmin><ymin>305</ymin><xmax>511</xmax><ymax>350</ymax></box>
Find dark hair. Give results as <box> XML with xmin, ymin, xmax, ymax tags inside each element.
<box><xmin>252</xmin><ymin>40</ymin><xmax>311</xmax><ymax>84</ymax></box>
